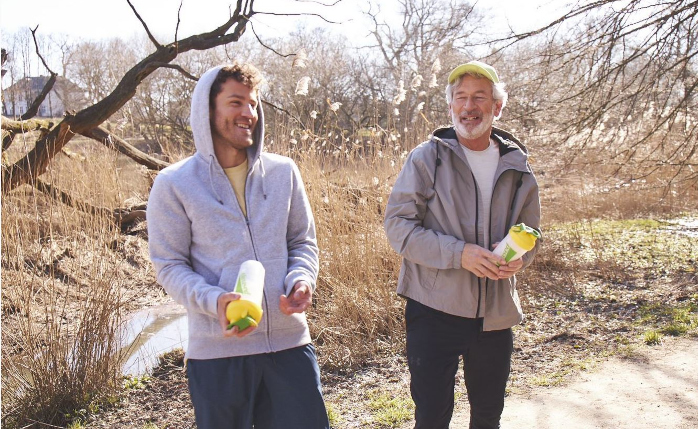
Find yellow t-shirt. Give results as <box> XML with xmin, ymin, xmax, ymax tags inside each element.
<box><xmin>224</xmin><ymin>159</ymin><xmax>248</xmax><ymax>217</ymax></box>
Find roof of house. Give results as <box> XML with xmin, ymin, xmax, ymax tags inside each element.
<box><xmin>4</xmin><ymin>75</ymin><xmax>83</xmax><ymax>95</ymax></box>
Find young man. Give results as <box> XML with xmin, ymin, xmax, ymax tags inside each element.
<box><xmin>147</xmin><ymin>63</ymin><xmax>329</xmax><ymax>428</ymax></box>
<box><xmin>384</xmin><ymin>60</ymin><xmax>542</xmax><ymax>429</ymax></box>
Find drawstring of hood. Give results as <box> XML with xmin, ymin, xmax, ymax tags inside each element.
<box><xmin>208</xmin><ymin>154</ymin><xmax>224</xmax><ymax>204</ymax></box>
<box><xmin>258</xmin><ymin>157</ymin><xmax>268</xmax><ymax>200</ymax></box>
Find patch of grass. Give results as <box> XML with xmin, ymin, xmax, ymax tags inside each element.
<box><xmin>644</xmin><ymin>330</ymin><xmax>662</xmax><ymax>345</ymax></box>
<box><xmin>541</xmin><ymin>218</ymin><xmax>697</xmax><ymax>275</ymax></box>
<box><xmin>366</xmin><ymin>390</ymin><xmax>414</xmax><ymax>428</ymax></box>
<box><xmin>123</xmin><ymin>375</ymin><xmax>151</xmax><ymax>390</ymax></box>
<box><xmin>638</xmin><ymin>300</ymin><xmax>698</xmax><ymax>337</ymax></box>
<box><xmin>326</xmin><ymin>402</ymin><xmax>342</xmax><ymax>427</ymax></box>
<box><xmin>530</xmin><ymin>357</ymin><xmax>595</xmax><ymax>387</ymax></box>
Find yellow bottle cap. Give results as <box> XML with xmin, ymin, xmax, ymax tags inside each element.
<box><xmin>509</xmin><ymin>223</ymin><xmax>540</xmax><ymax>251</ymax></box>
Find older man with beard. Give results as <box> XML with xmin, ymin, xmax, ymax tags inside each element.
<box><xmin>384</xmin><ymin>60</ymin><xmax>541</xmax><ymax>429</ymax></box>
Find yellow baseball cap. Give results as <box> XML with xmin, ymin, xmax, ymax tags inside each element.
<box><xmin>447</xmin><ymin>60</ymin><xmax>500</xmax><ymax>84</ymax></box>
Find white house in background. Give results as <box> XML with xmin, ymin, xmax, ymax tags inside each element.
<box><xmin>2</xmin><ymin>75</ymin><xmax>86</xmax><ymax>118</ymax></box>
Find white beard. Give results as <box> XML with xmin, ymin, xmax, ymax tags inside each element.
<box><xmin>452</xmin><ymin>106</ymin><xmax>495</xmax><ymax>140</ymax></box>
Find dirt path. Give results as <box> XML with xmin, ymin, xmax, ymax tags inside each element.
<box><xmin>438</xmin><ymin>337</ymin><xmax>698</xmax><ymax>429</ymax></box>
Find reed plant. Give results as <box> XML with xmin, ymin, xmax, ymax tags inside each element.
<box><xmin>1</xmin><ymin>136</ymin><xmax>151</xmax><ymax>427</ymax></box>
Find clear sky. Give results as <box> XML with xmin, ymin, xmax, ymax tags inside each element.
<box><xmin>0</xmin><ymin>0</ymin><xmax>569</xmax><ymax>44</ymax></box>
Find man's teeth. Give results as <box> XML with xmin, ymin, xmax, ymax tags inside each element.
<box><xmin>237</xmin><ymin>124</ymin><xmax>250</xmax><ymax>129</ymax></box>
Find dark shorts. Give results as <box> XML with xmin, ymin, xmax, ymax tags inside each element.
<box><xmin>187</xmin><ymin>344</ymin><xmax>329</xmax><ymax>429</ymax></box>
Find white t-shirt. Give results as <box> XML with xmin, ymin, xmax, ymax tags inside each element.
<box><xmin>462</xmin><ymin>139</ymin><xmax>499</xmax><ymax>248</ymax></box>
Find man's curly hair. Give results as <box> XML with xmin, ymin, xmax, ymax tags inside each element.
<box><xmin>209</xmin><ymin>62</ymin><xmax>264</xmax><ymax>110</ymax></box>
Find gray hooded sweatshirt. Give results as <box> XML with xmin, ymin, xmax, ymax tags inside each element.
<box><xmin>147</xmin><ymin>65</ymin><xmax>319</xmax><ymax>360</ymax></box>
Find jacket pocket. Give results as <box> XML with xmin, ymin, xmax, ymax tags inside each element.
<box><xmin>423</xmin><ymin>267</ymin><xmax>439</xmax><ymax>290</ymax></box>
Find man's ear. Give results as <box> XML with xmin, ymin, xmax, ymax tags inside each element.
<box><xmin>494</xmin><ymin>101</ymin><xmax>503</xmax><ymax>117</ymax></box>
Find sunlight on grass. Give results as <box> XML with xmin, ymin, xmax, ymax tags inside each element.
<box><xmin>326</xmin><ymin>402</ymin><xmax>342</xmax><ymax>427</ymax></box>
<box><xmin>530</xmin><ymin>357</ymin><xmax>595</xmax><ymax>387</ymax></box>
<box><xmin>366</xmin><ymin>390</ymin><xmax>414</xmax><ymax>428</ymax></box>
<box><xmin>549</xmin><ymin>218</ymin><xmax>697</xmax><ymax>269</ymax></box>
<box><xmin>643</xmin><ymin>330</ymin><xmax>662</xmax><ymax>345</ymax></box>
<box><xmin>638</xmin><ymin>300</ymin><xmax>698</xmax><ymax>338</ymax></box>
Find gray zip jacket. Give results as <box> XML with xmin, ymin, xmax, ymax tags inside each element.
<box><xmin>147</xmin><ymin>65</ymin><xmax>318</xmax><ymax>359</ymax></box>
<box><xmin>384</xmin><ymin>126</ymin><xmax>541</xmax><ymax>331</ymax></box>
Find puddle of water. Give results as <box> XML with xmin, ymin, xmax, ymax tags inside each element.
<box><xmin>121</xmin><ymin>302</ymin><xmax>188</xmax><ymax>375</ymax></box>
<box><xmin>661</xmin><ymin>217</ymin><xmax>698</xmax><ymax>238</ymax></box>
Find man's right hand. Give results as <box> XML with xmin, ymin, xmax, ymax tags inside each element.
<box><xmin>461</xmin><ymin>243</ymin><xmax>505</xmax><ymax>280</ymax></box>
<box><xmin>217</xmin><ymin>291</ymin><xmax>257</xmax><ymax>338</ymax></box>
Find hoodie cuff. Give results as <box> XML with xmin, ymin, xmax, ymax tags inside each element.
<box><xmin>285</xmin><ymin>274</ymin><xmax>315</xmax><ymax>296</ymax></box>
<box><xmin>205</xmin><ymin>288</ymin><xmax>224</xmax><ymax>318</ymax></box>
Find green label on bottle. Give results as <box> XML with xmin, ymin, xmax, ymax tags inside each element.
<box><xmin>503</xmin><ymin>244</ymin><xmax>517</xmax><ymax>262</ymax></box>
<box><xmin>235</xmin><ymin>272</ymin><xmax>250</xmax><ymax>295</ymax></box>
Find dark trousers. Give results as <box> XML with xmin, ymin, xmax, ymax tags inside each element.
<box><xmin>405</xmin><ymin>299</ymin><xmax>513</xmax><ymax>429</ymax></box>
<box><xmin>187</xmin><ymin>344</ymin><xmax>329</xmax><ymax>429</ymax></box>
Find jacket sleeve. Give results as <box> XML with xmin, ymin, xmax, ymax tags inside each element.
<box><xmin>384</xmin><ymin>147</ymin><xmax>466</xmax><ymax>270</ymax></box>
<box><xmin>147</xmin><ymin>174</ymin><xmax>224</xmax><ymax>317</ymax></box>
<box><xmin>284</xmin><ymin>162</ymin><xmax>320</xmax><ymax>295</ymax></box>
<box><xmin>517</xmin><ymin>175</ymin><xmax>542</xmax><ymax>269</ymax></box>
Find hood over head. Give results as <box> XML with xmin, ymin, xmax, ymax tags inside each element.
<box><xmin>189</xmin><ymin>64</ymin><xmax>266</xmax><ymax>166</ymax></box>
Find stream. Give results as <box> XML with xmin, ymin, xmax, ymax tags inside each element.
<box><xmin>121</xmin><ymin>301</ymin><xmax>188</xmax><ymax>375</ymax></box>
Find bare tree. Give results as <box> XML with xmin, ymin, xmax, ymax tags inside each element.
<box><xmin>364</xmin><ymin>0</ymin><xmax>483</xmax><ymax>127</ymax></box>
<box><xmin>494</xmin><ymin>0</ymin><xmax>698</xmax><ymax>183</ymax></box>
<box><xmin>1</xmin><ymin>0</ymin><xmax>257</xmax><ymax>198</ymax></box>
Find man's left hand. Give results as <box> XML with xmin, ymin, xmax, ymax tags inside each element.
<box><xmin>497</xmin><ymin>258</ymin><xmax>523</xmax><ymax>279</ymax></box>
<box><xmin>279</xmin><ymin>281</ymin><xmax>313</xmax><ymax>315</ymax></box>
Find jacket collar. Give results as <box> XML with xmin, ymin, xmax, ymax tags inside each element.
<box><xmin>431</xmin><ymin>126</ymin><xmax>531</xmax><ymax>172</ymax></box>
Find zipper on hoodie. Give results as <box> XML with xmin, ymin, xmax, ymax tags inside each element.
<box><xmin>477</xmin><ymin>157</ymin><xmax>512</xmax><ymax>325</ymax></box>
<box><xmin>483</xmin><ymin>168</ymin><xmax>505</xmax><ymax>329</ymax></box>
<box><xmin>241</xmin><ymin>164</ymin><xmax>275</xmax><ymax>352</ymax></box>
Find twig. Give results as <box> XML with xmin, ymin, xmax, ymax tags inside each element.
<box><xmin>30</xmin><ymin>26</ymin><xmax>56</xmax><ymax>74</ymax></box>
<box><xmin>19</xmin><ymin>27</ymin><xmax>58</xmax><ymax>121</ymax></box>
<box><xmin>253</xmin><ymin>10</ymin><xmax>342</xmax><ymax>25</ymax></box>
<box><xmin>249</xmin><ymin>23</ymin><xmax>293</xmax><ymax>57</ymax></box>
<box><xmin>174</xmin><ymin>0</ymin><xmax>183</xmax><ymax>50</ymax></box>
<box><xmin>126</xmin><ymin>0</ymin><xmax>163</xmax><ymax>48</ymax></box>
<box><xmin>262</xmin><ymin>99</ymin><xmax>305</xmax><ymax>128</ymax></box>
<box><xmin>151</xmin><ymin>62</ymin><xmax>198</xmax><ymax>81</ymax></box>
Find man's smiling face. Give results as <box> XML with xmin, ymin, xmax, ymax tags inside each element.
<box><xmin>210</xmin><ymin>78</ymin><xmax>259</xmax><ymax>156</ymax></box>
<box><xmin>449</xmin><ymin>75</ymin><xmax>502</xmax><ymax>143</ymax></box>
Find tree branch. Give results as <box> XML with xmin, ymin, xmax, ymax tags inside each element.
<box><xmin>174</xmin><ymin>0</ymin><xmax>183</xmax><ymax>46</ymax></box>
<box><xmin>34</xmin><ymin>178</ymin><xmax>147</xmax><ymax>229</ymax></box>
<box><xmin>1</xmin><ymin>117</ymin><xmax>55</xmax><ymax>151</ymax></box>
<box><xmin>249</xmin><ymin>23</ymin><xmax>293</xmax><ymax>57</ymax></box>
<box><xmin>262</xmin><ymin>99</ymin><xmax>305</xmax><ymax>127</ymax></box>
<box><xmin>2</xmin><ymin>0</ymin><xmax>253</xmax><ymax>194</ymax></box>
<box><xmin>151</xmin><ymin>62</ymin><xmax>198</xmax><ymax>81</ymax></box>
<box><xmin>19</xmin><ymin>26</ymin><xmax>58</xmax><ymax>121</ymax></box>
<box><xmin>126</xmin><ymin>0</ymin><xmax>163</xmax><ymax>49</ymax></box>
<box><xmin>34</xmin><ymin>177</ymin><xmax>112</xmax><ymax>218</ymax></box>
<box><xmin>78</xmin><ymin>126</ymin><xmax>171</xmax><ymax>171</ymax></box>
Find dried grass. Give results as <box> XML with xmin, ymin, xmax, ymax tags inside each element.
<box><xmin>2</xmin><ymin>118</ymin><xmax>696</xmax><ymax>427</ymax></box>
